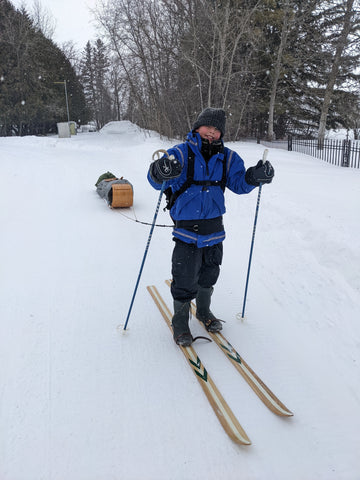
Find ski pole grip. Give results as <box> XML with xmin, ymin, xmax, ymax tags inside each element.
<box><xmin>259</xmin><ymin>148</ymin><xmax>269</xmax><ymax>166</ymax></box>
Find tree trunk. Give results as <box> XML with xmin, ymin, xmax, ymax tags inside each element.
<box><xmin>267</xmin><ymin>2</ymin><xmax>292</xmax><ymax>141</ymax></box>
<box><xmin>318</xmin><ymin>0</ymin><xmax>355</xmax><ymax>145</ymax></box>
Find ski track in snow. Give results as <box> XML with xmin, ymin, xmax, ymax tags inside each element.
<box><xmin>1</xmin><ymin>121</ymin><xmax>360</xmax><ymax>480</ymax></box>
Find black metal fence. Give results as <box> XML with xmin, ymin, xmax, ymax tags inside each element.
<box><xmin>288</xmin><ymin>136</ymin><xmax>360</xmax><ymax>169</ymax></box>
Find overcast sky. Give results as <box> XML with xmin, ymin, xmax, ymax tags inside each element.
<box><xmin>11</xmin><ymin>0</ymin><xmax>99</xmax><ymax>49</ymax></box>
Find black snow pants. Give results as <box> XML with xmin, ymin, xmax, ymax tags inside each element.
<box><xmin>170</xmin><ymin>238</ymin><xmax>223</xmax><ymax>302</ymax></box>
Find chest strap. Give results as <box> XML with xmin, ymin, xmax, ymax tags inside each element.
<box><xmin>164</xmin><ymin>145</ymin><xmax>227</xmax><ymax>211</ymax></box>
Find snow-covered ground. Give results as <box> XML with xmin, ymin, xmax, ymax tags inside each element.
<box><xmin>1</xmin><ymin>121</ymin><xmax>359</xmax><ymax>480</ymax></box>
<box><xmin>326</xmin><ymin>128</ymin><xmax>358</xmax><ymax>140</ymax></box>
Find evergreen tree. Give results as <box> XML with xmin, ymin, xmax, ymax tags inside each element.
<box><xmin>0</xmin><ymin>0</ymin><xmax>89</xmax><ymax>136</ymax></box>
<box><xmin>80</xmin><ymin>39</ymin><xmax>112</xmax><ymax>129</ymax></box>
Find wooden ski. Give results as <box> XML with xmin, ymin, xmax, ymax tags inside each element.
<box><xmin>147</xmin><ymin>285</ymin><xmax>251</xmax><ymax>445</ymax></box>
<box><xmin>165</xmin><ymin>280</ymin><xmax>293</xmax><ymax>417</ymax></box>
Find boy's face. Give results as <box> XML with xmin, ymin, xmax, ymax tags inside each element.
<box><xmin>196</xmin><ymin>125</ymin><xmax>221</xmax><ymax>143</ymax></box>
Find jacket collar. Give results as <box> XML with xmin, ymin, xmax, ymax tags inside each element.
<box><xmin>186</xmin><ymin>131</ymin><xmax>224</xmax><ymax>152</ymax></box>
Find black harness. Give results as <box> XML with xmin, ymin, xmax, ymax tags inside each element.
<box><xmin>164</xmin><ymin>145</ymin><xmax>227</xmax><ymax>211</ymax></box>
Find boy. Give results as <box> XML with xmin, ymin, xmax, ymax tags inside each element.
<box><xmin>148</xmin><ymin>107</ymin><xmax>274</xmax><ymax>346</ymax></box>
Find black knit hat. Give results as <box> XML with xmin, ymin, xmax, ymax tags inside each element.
<box><xmin>193</xmin><ymin>107</ymin><xmax>226</xmax><ymax>137</ymax></box>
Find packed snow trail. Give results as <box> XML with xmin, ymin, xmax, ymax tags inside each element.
<box><xmin>1</xmin><ymin>122</ymin><xmax>360</xmax><ymax>480</ymax></box>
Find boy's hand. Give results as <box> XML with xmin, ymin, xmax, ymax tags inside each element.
<box><xmin>245</xmin><ymin>160</ymin><xmax>274</xmax><ymax>186</ymax></box>
<box><xmin>150</xmin><ymin>155</ymin><xmax>182</xmax><ymax>183</ymax></box>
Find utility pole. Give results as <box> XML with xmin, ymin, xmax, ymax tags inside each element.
<box><xmin>54</xmin><ymin>80</ymin><xmax>70</xmax><ymax>123</ymax></box>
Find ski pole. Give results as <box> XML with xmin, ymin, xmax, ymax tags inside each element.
<box><xmin>123</xmin><ymin>150</ymin><xmax>169</xmax><ymax>331</ymax></box>
<box><xmin>239</xmin><ymin>149</ymin><xmax>268</xmax><ymax>320</ymax></box>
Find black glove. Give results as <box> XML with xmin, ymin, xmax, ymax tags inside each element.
<box><xmin>149</xmin><ymin>155</ymin><xmax>182</xmax><ymax>184</ymax></box>
<box><xmin>245</xmin><ymin>160</ymin><xmax>274</xmax><ymax>186</ymax></box>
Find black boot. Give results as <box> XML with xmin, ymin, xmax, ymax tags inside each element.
<box><xmin>196</xmin><ymin>287</ymin><xmax>223</xmax><ymax>333</ymax></box>
<box><xmin>172</xmin><ymin>300</ymin><xmax>192</xmax><ymax>347</ymax></box>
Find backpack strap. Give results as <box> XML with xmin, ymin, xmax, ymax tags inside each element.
<box><xmin>164</xmin><ymin>145</ymin><xmax>227</xmax><ymax>211</ymax></box>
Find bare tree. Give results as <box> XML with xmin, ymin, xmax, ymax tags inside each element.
<box><xmin>174</xmin><ymin>0</ymin><xmax>263</xmax><ymax>138</ymax></box>
<box><xmin>93</xmin><ymin>0</ymin><xmax>360</xmax><ymax>140</ymax></box>
<box><xmin>318</xmin><ymin>0</ymin><xmax>358</xmax><ymax>143</ymax></box>
<box><xmin>60</xmin><ymin>40</ymin><xmax>81</xmax><ymax>72</ymax></box>
<box><xmin>266</xmin><ymin>1</ymin><xmax>294</xmax><ymax>140</ymax></box>
<box><xmin>31</xmin><ymin>0</ymin><xmax>56</xmax><ymax>39</ymax></box>
<box><xmin>95</xmin><ymin>0</ymin><xmax>187</xmax><ymax>136</ymax></box>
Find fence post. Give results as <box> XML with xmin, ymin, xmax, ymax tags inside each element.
<box><xmin>288</xmin><ymin>134</ymin><xmax>292</xmax><ymax>151</ymax></box>
<box><xmin>342</xmin><ymin>140</ymin><xmax>350</xmax><ymax>167</ymax></box>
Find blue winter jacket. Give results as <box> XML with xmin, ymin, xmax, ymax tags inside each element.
<box><xmin>147</xmin><ymin>131</ymin><xmax>255</xmax><ymax>247</ymax></box>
